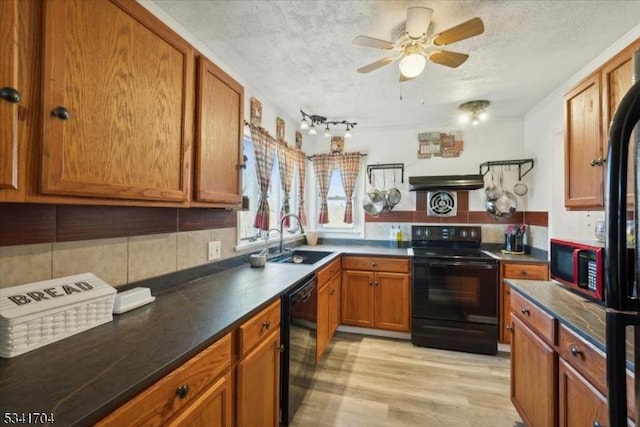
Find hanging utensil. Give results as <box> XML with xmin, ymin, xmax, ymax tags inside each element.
<box><xmin>485</xmin><ymin>168</ymin><xmax>502</xmax><ymax>200</ymax></box>
<box><xmin>363</xmin><ymin>169</ymin><xmax>384</xmax><ymax>215</ymax></box>
<box><xmin>386</xmin><ymin>169</ymin><xmax>402</xmax><ymax>208</ymax></box>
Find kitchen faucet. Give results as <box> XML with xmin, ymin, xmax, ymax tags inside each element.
<box><xmin>279</xmin><ymin>213</ymin><xmax>305</xmax><ymax>254</ymax></box>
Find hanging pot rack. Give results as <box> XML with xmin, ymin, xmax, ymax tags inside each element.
<box><xmin>366</xmin><ymin>163</ymin><xmax>404</xmax><ymax>185</ymax></box>
<box><xmin>479</xmin><ymin>158</ymin><xmax>534</xmax><ymax>181</ymax></box>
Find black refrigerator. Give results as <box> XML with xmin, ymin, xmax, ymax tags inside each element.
<box><xmin>604</xmin><ymin>48</ymin><xmax>640</xmax><ymax>426</ymax></box>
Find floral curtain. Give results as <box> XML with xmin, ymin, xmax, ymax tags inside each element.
<box><xmin>250</xmin><ymin>125</ymin><xmax>277</xmax><ymax>230</ymax></box>
<box><xmin>277</xmin><ymin>143</ymin><xmax>295</xmax><ymax>227</ymax></box>
<box><xmin>296</xmin><ymin>151</ymin><xmax>307</xmax><ymax>226</ymax></box>
<box><xmin>338</xmin><ymin>153</ymin><xmax>361</xmax><ymax>223</ymax></box>
<box><xmin>311</xmin><ymin>154</ymin><xmax>334</xmax><ymax>224</ymax></box>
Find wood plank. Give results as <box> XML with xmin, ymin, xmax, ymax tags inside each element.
<box><xmin>57</xmin><ymin>205</ymin><xmax>177</xmax><ymax>242</ymax></box>
<box><xmin>0</xmin><ymin>203</ymin><xmax>56</xmax><ymax>246</ymax></box>
<box><xmin>524</xmin><ymin>211</ymin><xmax>548</xmax><ymax>227</ymax></box>
<box><xmin>178</xmin><ymin>208</ymin><xmax>237</xmax><ymax>231</ymax></box>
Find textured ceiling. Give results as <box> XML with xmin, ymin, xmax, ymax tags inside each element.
<box><xmin>151</xmin><ymin>0</ymin><xmax>640</xmax><ymax>129</ymax></box>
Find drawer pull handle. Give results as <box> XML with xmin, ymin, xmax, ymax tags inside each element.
<box><xmin>51</xmin><ymin>106</ymin><xmax>71</xmax><ymax>121</ymax></box>
<box><xmin>371</xmin><ymin>262</ymin><xmax>377</xmax><ymax>267</ymax></box>
<box><xmin>590</xmin><ymin>157</ymin><xmax>606</xmax><ymax>167</ymax></box>
<box><xmin>176</xmin><ymin>384</ymin><xmax>190</xmax><ymax>399</ymax></box>
<box><xmin>262</xmin><ymin>320</ymin><xmax>271</xmax><ymax>329</ymax></box>
<box><xmin>520</xmin><ymin>270</ymin><xmax>527</xmax><ymax>275</ymax></box>
<box><xmin>521</xmin><ymin>307</ymin><xmax>530</xmax><ymax>316</ymax></box>
<box><xmin>570</xmin><ymin>346</ymin><xmax>582</xmax><ymax>357</ymax></box>
<box><xmin>0</xmin><ymin>86</ymin><xmax>21</xmax><ymax>104</ymax></box>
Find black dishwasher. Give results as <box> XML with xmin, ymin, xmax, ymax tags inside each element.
<box><xmin>280</xmin><ymin>274</ymin><xmax>317</xmax><ymax>425</ymax></box>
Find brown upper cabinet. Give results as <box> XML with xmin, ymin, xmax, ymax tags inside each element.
<box><xmin>0</xmin><ymin>0</ymin><xmax>20</xmax><ymax>191</ymax></box>
<box><xmin>41</xmin><ymin>0</ymin><xmax>194</xmax><ymax>203</ymax></box>
<box><xmin>564</xmin><ymin>39</ymin><xmax>639</xmax><ymax>209</ymax></box>
<box><xmin>193</xmin><ymin>57</ymin><xmax>244</xmax><ymax>207</ymax></box>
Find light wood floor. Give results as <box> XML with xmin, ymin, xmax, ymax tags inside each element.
<box><xmin>291</xmin><ymin>333</ymin><xmax>523</xmax><ymax>427</ymax></box>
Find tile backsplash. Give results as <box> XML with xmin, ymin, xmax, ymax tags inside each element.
<box><xmin>0</xmin><ymin>228</ymin><xmax>237</xmax><ymax>289</ymax></box>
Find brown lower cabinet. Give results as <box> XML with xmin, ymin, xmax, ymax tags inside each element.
<box><xmin>316</xmin><ymin>257</ymin><xmax>341</xmax><ymax>362</ymax></box>
<box><xmin>341</xmin><ymin>256</ymin><xmax>410</xmax><ymax>332</ymax></box>
<box><xmin>97</xmin><ymin>299</ymin><xmax>281</xmax><ymax>427</ymax></box>
<box><xmin>509</xmin><ymin>288</ymin><xmax>636</xmax><ymax>426</ymax></box>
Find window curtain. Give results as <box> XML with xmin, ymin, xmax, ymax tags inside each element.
<box><xmin>277</xmin><ymin>143</ymin><xmax>295</xmax><ymax>227</ymax></box>
<box><xmin>311</xmin><ymin>154</ymin><xmax>334</xmax><ymax>224</ymax></box>
<box><xmin>338</xmin><ymin>153</ymin><xmax>361</xmax><ymax>223</ymax></box>
<box><xmin>250</xmin><ymin>125</ymin><xmax>277</xmax><ymax>230</ymax></box>
<box><xmin>296</xmin><ymin>151</ymin><xmax>307</xmax><ymax>226</ymax></box>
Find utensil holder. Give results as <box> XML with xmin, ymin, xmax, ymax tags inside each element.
<box><xmin>504</xmin><ymin>234</ymin><xmax>524</xmax><ymax>253</ymax></box>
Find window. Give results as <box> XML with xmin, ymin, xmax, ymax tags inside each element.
<box><xmin>238</xmin><ymin>137</ymin><xmax>300</xmax><ymax>243</ymax></box>
<box><xmin>312</xmin><ymin>161</ymin><xmax>365</xmax><ymax>232</ymax></box>
<box><xmin>323</xmin><ymin>168</ymin><xmax>353</xmax><ymax>228</ymax></box>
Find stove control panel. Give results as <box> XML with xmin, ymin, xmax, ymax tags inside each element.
<box><xmin>411</xmin><ymin>225</ymin><xmax>482</xmax><ymax>243</ymax></box>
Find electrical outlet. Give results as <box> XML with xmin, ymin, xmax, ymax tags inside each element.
<box><xmin>208</xmin><ymin>241</ymin><xmax>221</xmax><ymax>261</ymax></box>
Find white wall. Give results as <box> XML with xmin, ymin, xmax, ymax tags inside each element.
<box><xmin>524</xmin><ymin>23</ymin><xmax>640</xmax><ymax>244</ymax></box>
<box><xmin>305</xmin><ymin>118</ymin><xmax>526</xmax><ymax>213</ymax></box>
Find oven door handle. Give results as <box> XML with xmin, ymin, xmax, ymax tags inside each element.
<box><xmin>413</xmin><ymin>260</ymin><xmax>497</xmax><ymax>269</ymax></box>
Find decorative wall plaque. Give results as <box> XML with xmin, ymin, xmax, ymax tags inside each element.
<box><xmin>250</xmin><ymin>97</ymin><xmax>262</xmax><ymax>127</ymax></box>
<box><xmin>330</xmin><ymin>136</ymin><xmax>344</xmax><ymax>153</ymax></box>
<box><xmin>295</xmin><ymin>131</ymin><xmax>303</xmax><ymax>149</ymax></box>
<box><xmin>276</xmin><ymin>117</ymin><xmax>285</xmax><ymax>141</ymax></box>
<box><xmin>417</xmin><ymin>131</ymin><xmax>464</xmax><ymax>159</ymax></box>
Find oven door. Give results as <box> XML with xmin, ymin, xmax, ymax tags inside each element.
<box><xmin>412</xmin><ymin>258</ymin><xmax>498</xmax><ymax>324</ymax></box>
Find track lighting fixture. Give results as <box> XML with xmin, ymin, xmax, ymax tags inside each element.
<box><xmin>300</xmin><ymin>110</ymin><xmax>357</xmax><ymax>138</ymax></box>
<box><xmin>458</xmin><ymin>100</ymin><xmax>490</xmax><ymax>126</ymax></box>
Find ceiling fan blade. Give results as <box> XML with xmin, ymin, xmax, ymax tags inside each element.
<box><xmin>428</xmin><ymin>50</ymin><xmax>469</xmax><ymax>68</ymax></box>
<box><xmin>433</xmin><ymin>17</ymin><xmax>484</xmax><ymax>46</ymax></box>
<box><xmin>406</xmin><ymin>7</ymin><xmax>433</xmax><ymax>40</ymax></box>
<box><xmin>352</xmin><ymin>35</ymin><xmax>395</xmax><ymax>50</ymax></box>
<box><xmin>357</xmin><ymin>57</ymin><xmax>395</xmax><ymax>73</ymax></box>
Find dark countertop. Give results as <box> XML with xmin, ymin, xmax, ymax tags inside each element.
<box><xmin>506</xmin><ymin>279</ymin><xmax>635</xmax><ymax>371</ymax></box>
<box><xmin>0</xmin><ymin>245</ymin><xmax>412</xmax><ymax>426</ymax></box>
<box><xmin>484</xmin><ymin>251</ymin><xmax>548</xmax><ymax>263</ymax></box>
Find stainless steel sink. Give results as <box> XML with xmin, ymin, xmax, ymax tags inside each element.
<box><xmin>268</xmin><ymin>250</ymin><xmax>334</xmax><ymax>265</ymax></box>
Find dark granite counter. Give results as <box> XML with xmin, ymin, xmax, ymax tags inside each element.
<box><xmin>484</xmin><ymin>250</ymin><xmax>548</xmax><ymax>263</ymax></box>
<box><xmin>0</xmin><ymin>245</ymin><xmax>412</xmax><ymax>426</ymax></box>
<box><xmin>506</xmin><ymin>279</ymin><xmax>635</xmax><ymax>371</ymax></box>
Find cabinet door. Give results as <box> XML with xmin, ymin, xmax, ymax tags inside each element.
<box><xmin>500</xmin><ymin>283</ymin><xmax>512</xmax><ymax>344</ymax></box>
<box><xmin>558</xmin><ymin>359</ymin><xmax>607</xmax><ymax>427</ymax></box>
<box><xmin>316</xmin><ymin>280</ymin><xmax>330</xmax><ymax>362</ymax></box>
<box><xmin>328</xmin><ymin>271</ymin><xmax>341</xmax><ymax>338</ymax></box>
<box><xmin>41</xmin><ymin>0</ymin><xmax>193</xmax><ymax>202</ymax></box>
<box><xmin>0</xmin><ymin>0</ymin><xmax>19</xmax><ymax>190</ymax></box>
<box><xmin>602</xmin><ymin>39</ymin><xmax>640</xmax><ymax>206</ymax></box>
<box><xmin>237</xmin><ymin>329</ymin><xmax>280</xmax><ymax>427</ymax></box>
<box><xmin>374</xmin><ymin>272</ymin><xmax>410</xmax><ymax>332</ymax></box>
<box><xmin>167</xmin><ymin>372</ymin><xmax>233</xmax><ymax>427</ymax></box>
<box><xmin>511</xmin><ymin>315</ymin><xmax>557</xmax><ymax>427</ymax></box>
<box><xmin>564</xmin><ymin>74</ymin><xmax>603</xmax><ymax>208</ymax></box>
<box><xmin>195</xmin><ymin>56</ymin><xmax>243</xmax><ymax>206</ymax></box>
<box><xmin>341</xmin><ymin>270</ymin><xmax>375</xmax><ymax>327</ymax></box>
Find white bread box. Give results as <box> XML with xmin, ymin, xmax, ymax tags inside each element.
<box><xmin>0</xmin><ymin>273</ymin><xmax>116</xmax><ymax>358</ymax></box>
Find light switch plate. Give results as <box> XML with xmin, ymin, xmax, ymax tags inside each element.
<box><xmin>208</xmin><ymin>241</ymin><xmax>221</xmax><ymax>261</ymax></box>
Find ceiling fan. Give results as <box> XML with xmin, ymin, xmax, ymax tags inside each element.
<box><xmin>353</xmin><ymin>7</ymin><xmax>484</xmax><ymax>81</ymax></box>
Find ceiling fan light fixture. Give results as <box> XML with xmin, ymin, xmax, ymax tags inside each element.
<box><xmin>478</xmin><ymin>111</ymin><xmax>488</xmax><ymax>121</ymax></box>
<box><xmin>399</xmin><ymin>53</ymin><xmax>426</xmax><ymax>79</ymax></box>
<box><xmin>406</xmin><ymin>7</ymin><xmax>433</xmax><ymax>40</ymax></box>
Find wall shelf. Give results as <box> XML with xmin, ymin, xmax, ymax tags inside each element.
<box><xmin>479</xmin><ymin>159</ymin><xmax>535</xmax><ymax>181</ymax></box>
<box><xmin>366</xmin><ymin>163</ymin><xmax>404</xmax><ymax>185</ymax></box>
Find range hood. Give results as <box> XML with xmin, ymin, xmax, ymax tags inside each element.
<box><xmin>408</xmin><ymin>174</ymin><xmax>484</xmax><ymax>191</ymax></box>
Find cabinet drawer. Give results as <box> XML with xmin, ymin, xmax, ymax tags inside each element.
<box><xmin>317</xmin><ymin>257</ymin><xmax>341</xmax><ymax>285</ymax></box>
<box><xmin>342</xmin><ymin>256</ymin><xmax>409</xmax><ymax>273</ymax></box>
<box><xmin>239</xmin><ymin>299</ymin><xmax>281</xmax><ymax>355</ymax></box>
<box><xmin>503</xmin><ymin>262</ymin><xmax>548</xmax><ymax>280</ymax></box>
<box><xmin>558</xmin><ymin>324</ymin><xmax>606</xmax><ymax>394</ymax></box>
<box><xmin>97</xmin><ymin>333</ymin><xmax>232</xmax><ymax>426</ymax></box>
<box><xmin>510</xmin><ymin>290</ymin><xmax>556</xmax><ymax>344</ymax></box>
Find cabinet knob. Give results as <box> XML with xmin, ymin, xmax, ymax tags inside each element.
<box><xmin>521</xmin><ymin>307</ymin><xmax>530</xmax><ymax>316</ymax></box>
<box><xmin>330</xmin><ymin>289</ymin><xmax>336</xmax><ymax>295</ymax></box>
<box><xmin>262</xmin><ymin>320</ymin><xmax>271</xmax><ymax>329</ymax></box>
<box><xmin>570</xmin><ymin>346</ymin><xmax>582</xmax><ymax>357</ymax></box>
<box><xmin>371</xmin><ymin>262</ymin><xmax>377</xmax><ymax>267</ymax></box>
<box><xmin>520</xmin><ymin>270</ymin><xmax>527</xmax><ymax>276</ymax></box>
<box><xmin>374</xmin><ymin>281</ymin><xmax>379</xmax><ymax>286</ymax></box>
<box><xmin>176</xmin><ymin>384</ymin><xmax>190</xmax><ymax>399</ymax></box>
<box><xmin>369</xmin><ymin>281</ymin><xmax>374</xmax><ymax>286</ymax></box>
<box><xmin>279</xmin><ymin>344</ymin><xmax>285</xmax><ymax>353</ymax></box>
<box><xmin>593</xmin><ymin>422</ymin><xmax>602</xmax><ymax>427</ymax></box>
<box><xmin>51</xmin><ymin>106</ymin><xmax>70</xmax><ymax>121</ymax></box>
<box><xmin>590</xmin><ymin>157</ymin><xmax>606</xmax><ymax>167</ymax></box>
<box><xmin>0</xmin><ymin>86</ymin><xmax>21</xmax><ymax>104</ymax></box>
<box><xmin>506</xmin><ymin>324</ymin><xmax>513</xmax><ymax>332</ymax></box>
<box><xmin>237</xmin><ymin>162</ymin><xmax>247</xmax><ymax>170</ymax></box>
